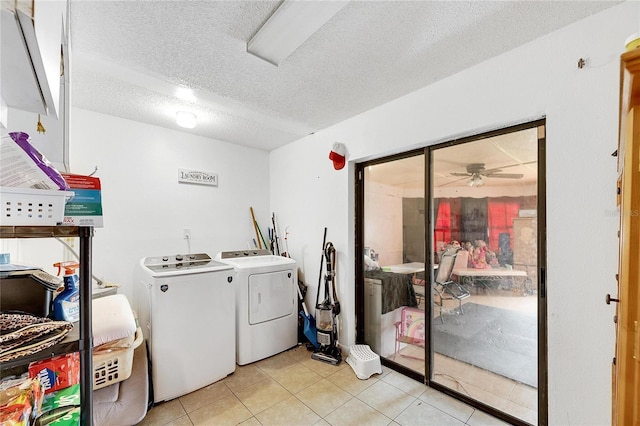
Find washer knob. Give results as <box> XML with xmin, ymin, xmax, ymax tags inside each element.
<box><xmin>176</xmin><ymin>254</ymin><xmax>184</xmax><ymax>261</ymax></box>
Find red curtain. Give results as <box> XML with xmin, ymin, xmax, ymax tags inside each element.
<box><xmin>434</xmin><ymin>200</ymin><xmax>451</xmax><ymax>249</ymax></box>
<box><xmin>487</xmin><ymin>199</ymin><xmax>520</xmax><ymax>251</ymax></box>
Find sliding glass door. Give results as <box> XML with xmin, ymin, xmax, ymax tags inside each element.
<box><xmin>356</xmin><ymin>120</ymin><xmax>546</xmax><ymax>425</ymax></box>
<box><xmin>429</xmin><ymin>123</ymin><xmax>545</xmax><ymax>425</ymax></box>
<box><xmin>360</xmin><ymin>152</ymin><xmax>426</xmax><ymax>378</ymax></box>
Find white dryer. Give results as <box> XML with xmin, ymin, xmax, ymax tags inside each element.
<box><xmin>216</xmin><ymin>250</ymin><xmax>297</xmax><ymax>365</ymax></box>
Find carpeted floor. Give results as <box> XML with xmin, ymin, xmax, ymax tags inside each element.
<box><xmin>432</xmin><ymin>302</ymin><xmax>538</xmax><ymax>387</ymax></box>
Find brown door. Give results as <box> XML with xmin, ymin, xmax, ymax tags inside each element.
<box><xmin>613</xmin><ymin>105</ymin><xmax>640</xmax><ymax>426</ymax></box>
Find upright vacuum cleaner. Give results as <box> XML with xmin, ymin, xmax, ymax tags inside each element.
<box><xmin>312</xmin><ymin>233</ymin><xmax>342</xmax><ymax>365</ymax></box>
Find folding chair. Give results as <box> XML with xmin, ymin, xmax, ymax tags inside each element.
<box><xmin>434</xmin><ymin>249</ymin><xmax>470</xmax><ymax>323</ymax></box>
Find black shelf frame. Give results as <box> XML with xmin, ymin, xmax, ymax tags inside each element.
<box><xmin>0</xmin><ymin>226</ymin><xmax>93</xmax><ymax>425</ymax></box>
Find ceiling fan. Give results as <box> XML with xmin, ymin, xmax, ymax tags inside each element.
<box><xmin>450</xmin><ymin>163</ymin><xmax>524</xmax><ymax>187</ymax></box>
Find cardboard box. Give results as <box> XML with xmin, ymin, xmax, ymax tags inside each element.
<box><xmin>39</xmin><ymin>384</ymin><xmax>79</xmax><ymax>413</ymax></box>
<box><xmin>29</xmin><ymin>353</ymin><xmax>80</xmax><ymax>394</ymax></box>
<box><xmin>38</xmin><ymin>406</ymin><xmax>80</xmax><ymax>426</ymax></box>
<box><xmin>60</xmin><ymin>173</ymin><xmax>103</xmax><ymax>227</ymax></box>
<box><xmin>35</xmin><ymin>406</ymin><xmax>78</xmax><ymax>426</ymax></box>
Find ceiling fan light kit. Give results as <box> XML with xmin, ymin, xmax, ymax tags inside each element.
<box><xmin>468</xmin><ymin>175</ymin><xmax>484</xmax><ymax>187</ymax></box>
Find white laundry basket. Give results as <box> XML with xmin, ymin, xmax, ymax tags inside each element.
<box><xmin>93</xmin><ymin>327</ymin><xmax>143</xmax><ymax>390</ymax></box>
<box><xmin>346</xmin><ymin>344</ymin><xmax>382</xmax><ymax>380</ymax></box>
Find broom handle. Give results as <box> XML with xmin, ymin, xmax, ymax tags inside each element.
<box><xmin>250</xmin><ymin>207</ymin><xmax>262</xmax><ymax>249</ymax></box>
<box><xmin>256</xmin><ymin>221</ymin><xmax>268</xmax><ymax>251</ymax></box>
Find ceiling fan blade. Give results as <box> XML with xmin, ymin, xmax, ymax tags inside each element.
<box><xmin>450</xmin><ymin>172</ymin><xmax>471</xmax><ymax>177</ymax></box>
<box><xmin>483</xmin><ymin>160</ymin><xmax>537</xmax><ymax>174</ymax></box>
<box><xmin>484</xmin><ymin>173</ymin><xmax>524</xmax><ymax>179</ymax></box>
<box><xmin>481</xmin><ymin>167</ymin><xmax>502</xmax><ymax>174</ymax></box>
<box><xmin>439</xmin><ymin>176</ymin><xmax>470</xmax><ymax>187</ymax></box>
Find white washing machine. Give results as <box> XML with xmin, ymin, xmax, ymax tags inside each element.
<box><xmin>135</xmin><ymin>253</ymin><xmax>235</xmax><ymax>403</ymax></box>
<box><xmin>216</xmin><ymin>250</ymin><xmax>297</xmax><ymax>365</ymax></box>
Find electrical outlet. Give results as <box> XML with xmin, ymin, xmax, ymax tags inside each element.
<box><xmin>183</xmin><ymin>228</ymin><xmax>191</xmax><ymax>240</ymax></box>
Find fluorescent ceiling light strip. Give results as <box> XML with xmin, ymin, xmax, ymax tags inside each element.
<box><xmin>248</xmin><ymin>0</ymin><xmax>348</xmax><ymax>66</ymax></box>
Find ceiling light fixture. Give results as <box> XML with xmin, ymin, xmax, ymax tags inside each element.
<box><xmin>467</xmin><ymin>174</ymin><xmax>484</xmax><ymax>187</ymax></box>
<box><xmin>247</xmin><ymin>0</ymin><xmax>348</xmax><ymax>66</ymax></box>
<box><xmin>175</xmin><ymin>87</ymin><xmax>197</xmax><ymax>102</ymax></box>
<box><xmin>176</xmin><ymin>111</ymin><xmax>197</xmax><ymax>129</ymax></box>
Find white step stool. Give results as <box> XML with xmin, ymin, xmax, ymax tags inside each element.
<box><xmin>346</xmin><ymin>344</ymin><xmax>382</xmax><ymax>380</ymax></box>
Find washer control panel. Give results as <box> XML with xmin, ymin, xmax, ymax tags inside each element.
<box><xmin>143</xmin><ymin>253</ymin><xmax>227</xmax><ymax>272</ymax></box>
<box><xmin>219</xmin><ymin>249</ymin><xmax>271</xmax><ymax>259</ymax></box>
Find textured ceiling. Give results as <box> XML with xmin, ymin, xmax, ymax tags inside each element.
<box><xmin>69</xmin><ymin>0</ymin><xmax>620</xmax><ymax>151</ymax></box>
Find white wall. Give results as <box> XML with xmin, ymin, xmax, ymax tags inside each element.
<box><xmin>435</xmin><ymin>183</ymin><xmax>537</xmax><ymax>199</ymax></box>
<box><xmin>64</xmin><ymin>108</ymin><xmax>270</xmax><ymax>301</ymax></box>
<box><xmin>5</xmin><ymin>107</ymin><xmax>67</xmax><ymax>172</ymax></box>
<box><xmin>270</xmin><ymin>3</ymin><xmax>632</xmax><ymax>424</ymax></box>
<box><xmin>364</xmin><ymin>182</ymin><xmax>403</xmax><ymax>266</ymax></box>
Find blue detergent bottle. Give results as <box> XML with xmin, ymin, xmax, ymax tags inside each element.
<box><xmin>52</xmin><ymin>261</ymin><xmax>80</xmax><ymax>322</ymax></box>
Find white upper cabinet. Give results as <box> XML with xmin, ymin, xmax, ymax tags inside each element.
<box><xmin>32</xmin><ymin>0</ymin><xmax>67</xmax><ymax>119</ymax></box>
<box><xmin>1</xmin><ymin>0</ymin><xmax>66</xmax><ymax>118</ymax></box>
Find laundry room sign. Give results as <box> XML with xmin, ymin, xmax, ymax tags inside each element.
<box><xmin>178</xmin><ymin>168</ymin><xmax>218</xmax><ymax>186</ymax></box>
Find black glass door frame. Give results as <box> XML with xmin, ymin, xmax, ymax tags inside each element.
<box><xmin>354</xmin><ymin>119</ymin><xmax>547</xmax><ymax>426</ymax></box>
<box><xmin>355</xmin><ymin>148</ymin><xmax>427</xmax><ymax>383</ymax></box>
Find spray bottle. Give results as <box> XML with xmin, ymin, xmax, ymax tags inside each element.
<box><xmin>52</xmin><ymin>261</ymin><xmax>80</xmax><ymax>322</ymax></box>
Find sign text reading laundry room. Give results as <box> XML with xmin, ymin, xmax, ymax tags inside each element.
<box><xmin>178</xmin><ymin>168</ymin><xmax>218</xmax><ymax>187</ymax></box>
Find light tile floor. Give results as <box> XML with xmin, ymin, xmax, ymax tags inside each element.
<box><xmin>137</xmin><ymin>345</ymin><xmax>510</xmax><ymax>426</ymax></box>
<box><xmin>389</xmin><ymin>292</ymin><xmax>538</xmax><ymax>425</ymax></box>
<box><xmin>389</xmin><ymin>349</ymin><xmax>537</xmax><ymax>425</ymax></box>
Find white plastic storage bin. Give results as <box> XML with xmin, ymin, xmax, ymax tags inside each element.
<box><xmin>0</xmin><ymin>187</ymin><xmax>73</xmax><ymax>226</ymax></box>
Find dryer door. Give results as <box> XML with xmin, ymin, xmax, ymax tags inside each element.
<box><xmin>248</xmin><ymin>269</ymin><xmax>294</xmax><ymax>325</ymax></box>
